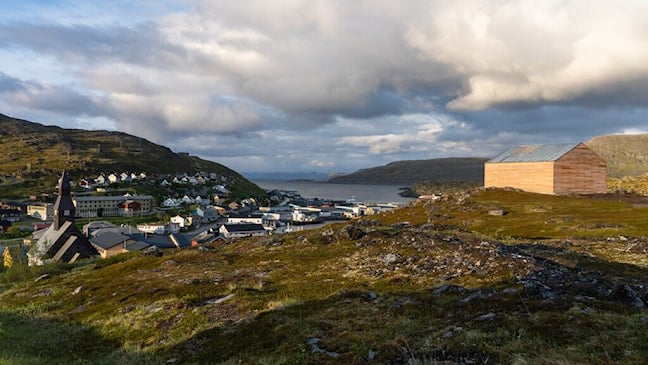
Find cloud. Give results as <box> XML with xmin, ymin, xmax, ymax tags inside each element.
<box><xmin>405</xmin><ymin>1</ymin><xmax>648</xmax><ymax>110</ymax></box>
<box><xmin>0</xmin><ymin>72</ymin><xmax>103</xmax><ymax>116</ymax></box>
<box><xmin>2</xmin><ymin>1</ymin><xmax>648</xmax><ymax>173</ymax></box>
<box><xmin>309</xmin><ymin>159</ymin><xmax>335</xmax><ymax>168</ymax></box>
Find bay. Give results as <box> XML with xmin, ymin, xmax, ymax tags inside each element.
<box><xmin>253</xmin><ymin>180</ymin><xmax>415</xmax><ymax>204</ymax></box>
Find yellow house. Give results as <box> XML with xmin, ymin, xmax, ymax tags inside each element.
<box><xmin>27</xmin><ymin>203</ymin><xmax>54</xmax><ymax>221</ymax></box>
<box><xmin>484</xmin><ymin>143</ymin><xmax>607</xmax><ymax>195</ymax></box>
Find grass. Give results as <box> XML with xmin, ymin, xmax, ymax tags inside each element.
<box><xmin>1</xmin><ymin>189</ymin><xmax>648</xmax><ymax>363</ymax></box>
<box><xmin>431</xmin><ymin>189</ymin><xmax>648</xmax><ymax>239</ymax></box>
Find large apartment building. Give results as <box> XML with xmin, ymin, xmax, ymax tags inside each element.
<box><xmin>73</xmin><ymin>194</ymin><xmax>154</xmax><ymax>218</ymax></box>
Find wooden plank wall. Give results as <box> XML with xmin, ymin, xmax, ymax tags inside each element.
<box><xmin>554</xmin><ymin>144</ymin><xmax>607</xmax><ymax>194</ymax></box>
<box><xmin>484</xmin><ymin>161</ymin><xmax>555</xmax><ymax>194</ymax></box>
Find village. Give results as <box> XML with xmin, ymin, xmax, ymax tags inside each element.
<box><xmin>0</xmin><ymin>169</ymin><xmax>401</xmax><ymax>264</ymax></box>
<box><xmin>1</xmin><ymin>141</ymin><xmax>609</xmax><ymax>266</ymax></box>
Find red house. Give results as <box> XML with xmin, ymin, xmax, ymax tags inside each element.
<box><xmin>118</xmin><ymin>200</ymin><xmax>141</xmax><ymax>216</ymax></box>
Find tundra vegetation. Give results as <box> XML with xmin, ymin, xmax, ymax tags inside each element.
<box><xmin>2</xmin><ymin>187</ymin><xmax>648</xmax><ymax>364</ymax></box>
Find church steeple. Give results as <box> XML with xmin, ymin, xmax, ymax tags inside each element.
<box><xmin>53</xmin><ymin>170</ymin><xmax>76</xmax><ymax>229</ymax></box>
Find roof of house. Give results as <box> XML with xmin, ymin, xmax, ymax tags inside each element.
<box><xmin>169</xmin><ymin>233</ymin><xmax>192</xmax><ymax>247</ymax></box>
<box><xmin>74</xmin><ymin>195</ymin><xmax>153</xmax><ymax>202</ymax></box>
<box><xmin>83</xmin><ymin>220</ymin><xmax>116</xmax><ymax>230</ymax></box>
<box><xmin>221</xmin><ymin>223</ymin><xmax>266</xmax><ymax>232</ymax></box>
<box><xmin>125</xmin><ymin>241</ymin><xmax>150</xmax><ymax>251</ymax></box>
<box><xmin>90</xmin><ymin>231</ymin><xmax>130</xmax><ymax>250</ymax></box>
<box><xmin>91</xmin><ymin>225</ymin><xmax>144</xmax><ymax>238</ymax></box>
<box><xmin>488</xmin><ymin>143</ymin><xmax>581</xmax><ymax>163</ymax></box>
<box><xmin>32</xmin><ymin>220</ymin><xmax>97</xmax><ymax>264</ymax></box>
<box><xmin>228</xmin><ymin>212</ymin><xmax>263</xmax><ymax>219</ymax></box>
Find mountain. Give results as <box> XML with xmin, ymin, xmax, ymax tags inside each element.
<box><xmin>0</xmin><ymin>113</ymin><xmax>264</xmax><ymax>197</ymax></box>
<box><xmin>326</xmin><ymin>157</ymin><xmax>489</xmax><ymax>185</ymax></box>
<box><xmin>586</xmin><ymin>134</ymin><xmax>648</xmax><ymax>178</ymax></box>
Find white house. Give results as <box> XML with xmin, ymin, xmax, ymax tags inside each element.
<box><xmin>78</xmin><ymin>178</ymin><xmax>96</xmax><ymax>189</ymax></box>
<box><xmin>167</xmin><ymin>222</ymin><xmax>181</xmax><ymax>234</ymax></box>
<box><xmin>170</xmin><ymin>215</ymin><xmax>191</xmax><ymax>228</ymax></box>
<box><xmin>108</xmin><ymin>173</ymin><xmax>119</xmax><ymax>184</ymax></box>
<box><xmin>163</xmin><ymin>198</ymin><xmax>180</xmax><ymax>207</ymax></box>
<box><xmin>95</xmin><ymin>174</ymin><xmax>107</xmax><ymax>186</ymax></box>
<box><xmin>136</xmin><ymin>222</ymin><xmax>180</xmax><ymax>235</ymax></box>
<box><xmin>291</xmin><ymin>209</ymin><xmax>320</xmax><ymax>223</ymax></box>
<box><xmin>137</xmin><ymin>223</ymin><xmax>166</xmax><ymax>235</ymax></box>
<box><xmin>227</xmin><ymin>213</ymin><xmax>264</xmax><ymax>225</ymax></box>
<box><xmin>215</xmin><ymin>185</ymin><xmax>229</xmax><ymax>194</ymax></box>
<box><xmin>219</xmin><ymin>223</ymin><xmax>268</xmax><ymax>239</ymax></box>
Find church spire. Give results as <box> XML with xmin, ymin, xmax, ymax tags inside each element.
<box><xmin>53</xmin><ymin>170</ymin><xmax>76</xmax><ymax>230</ymax></box>
<box><xmin>59</xmin><ymin>170</ymin><xmax>71</xmax><ymax>196</ymax></box>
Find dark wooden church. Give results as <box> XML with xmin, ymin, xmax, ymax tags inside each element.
<box><xmin>28</xmin><ymin>171</ymin><xmax>98</xmax><ymax>265</ymax></box>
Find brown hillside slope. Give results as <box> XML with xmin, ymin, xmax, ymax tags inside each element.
<box><xmin>586</xmin><ymin>134</ymin><xmax>648</xmax><ymax>178</ymax></box>
<box><xmin>0</xmin><ymin>113</ymin><xmax>244</xmax><ymax>176</ymax></box>
<box><xmin>0</xmin><ymin>113</ymin><xmax>263</xmax><ymax>197</ymax></box>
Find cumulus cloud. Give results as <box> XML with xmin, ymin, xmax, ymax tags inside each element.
<box><xmin>405</xmin><ymin>1</ymin><xmax>648</xmax><ymax>109</ymax></box>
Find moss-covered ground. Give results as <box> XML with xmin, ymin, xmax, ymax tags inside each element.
<box><xmin>2</xmin><ymin>189</ymin><xmax>648</xmax><ymax>364</ymax></box>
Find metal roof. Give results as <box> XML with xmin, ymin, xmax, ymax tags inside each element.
<box><xmin>125</xmin><ymin>241</ymin><xmax>150</xmax><ymax>251</ymax></box>
<box><xmin>89</xmin><ymin>231</ymin><xmax>130</xmax><ymax>249</ymax></box>
<box><xmin>74</xmin><ymin>195</ymin><xmax>153</xmax><ymax>202</ymax></box>
<box><xmin>488</xmin><ymin>143</ymin><xmax>580</xmax><ymax>163</ymax></box>
<box><xmin>221</xmin><ymin>223</ymin><xmax>266</xmax><ymax>232</ymax></box>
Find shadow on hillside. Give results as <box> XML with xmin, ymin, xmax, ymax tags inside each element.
<box><xmin>0</xmin><ymin>311</ymin><xmax>163</xmax><ymax>365</ymax></box>
<box><xmin>158</xmin><ymin>241</ymin><xmax>648</xmax><ymax>364</ymax></box>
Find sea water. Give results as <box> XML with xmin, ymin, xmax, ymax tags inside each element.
<box><xmin>253</xmin><ymin>180</ymin><xmax>415</xmax><ymax>204</ymax></box>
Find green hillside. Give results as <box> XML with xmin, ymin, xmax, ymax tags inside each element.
<box><xmin>327</xmin><ymin>157</ymin><xmax>488</xmax><ymax>185</ymax></box>
<box><xmin>2</xmin><ymin>189</ymin><xmax>648</xmax><ymax>364</ymax></box>
<box><xmin>586</xmin><ymin>134</ymin><xmax>648</xmax><ymax>178</ymax></box>
<box><xmin>0</xmin><ymin>113</ymin><xmax>264</xmax><ymax>198</ymax></box>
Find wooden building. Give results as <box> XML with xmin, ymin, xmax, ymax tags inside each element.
<box><xmin>484</xmin><ymin>143</ymin><xmax>607</xmax><ymax>195</ymax></box>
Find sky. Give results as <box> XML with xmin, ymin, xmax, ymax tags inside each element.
<box><xmin>1</xmin><ymin>0</ymin><xmax>648</xmax><ymax>176</ymax></box>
